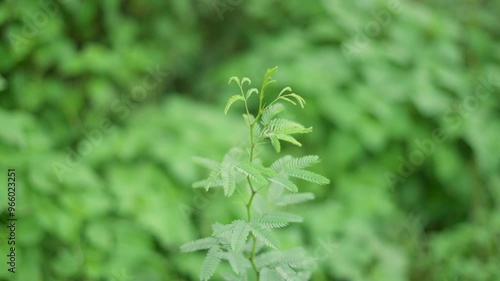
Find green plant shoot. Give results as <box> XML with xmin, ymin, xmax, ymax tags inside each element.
<box><xmin>181</xmin><ymin>67</ymin><xmax>330</xmax><ymax>281</ymax></box>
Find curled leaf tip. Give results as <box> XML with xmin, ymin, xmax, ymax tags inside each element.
<box><xmin>228</xmin><ymin>76</ymin><xmax>240</xmax><ymax>85</ymax></box>
<box><xmin>241</xmin><ymin>77</ymin><xmax>251</xmax><ymax>85</ymax></box>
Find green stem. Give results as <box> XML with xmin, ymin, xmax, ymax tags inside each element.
<box><xmin>246</xmin><ymin>120</ymin><xmax>260</xmax><ymax>280</ymax></box>
<box><xmin>246</xmin><ymin>186</ymin><xmax>259</xmax><ymax>279</ymax></box>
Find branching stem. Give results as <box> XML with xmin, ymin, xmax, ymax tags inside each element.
<box><xmin>245</xmin><ymin>100</ymin><xmax>261</xmax><ymax>280</ymax></box>
<box><xmin>241</xmin><ymin>70</ymin><xmax>282</xmax><ymax>280</ymax></box>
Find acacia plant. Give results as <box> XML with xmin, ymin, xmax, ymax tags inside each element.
<box><xmin>181</xmin><ymin>67</ymin><xmax>330</xmax><ymax>281</ymax></box>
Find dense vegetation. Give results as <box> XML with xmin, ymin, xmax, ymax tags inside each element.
<box><xmin>0</xmin><ymin>0</ymin><xmax>499</xmax><ymax>280</ymax></box>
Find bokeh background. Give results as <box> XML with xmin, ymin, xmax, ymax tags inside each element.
<box><xmin>1</xmin><ymin>0</ymin><xmax>500</xmax><ymax>280</ymax></box>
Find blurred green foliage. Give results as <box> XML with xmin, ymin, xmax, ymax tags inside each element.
<box><xmin>0</xmin><ymin>0</ymin><xmax>499</xmax><ymax>280</ymax></box>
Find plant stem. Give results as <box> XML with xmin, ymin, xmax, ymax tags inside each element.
<box><xmin>246</xmin><ymin>120</ymin><xmax>260</xmax><ymax>280</ymax></box>
<box><xmin>247</xmin><ymin>186</ymin><xmax>259</xmax><ymax>279</ymax></box>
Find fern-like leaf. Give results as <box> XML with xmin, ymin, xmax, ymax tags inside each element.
<box><xmin>257</xmin><ymin>220</ymin><xmax>287</xmax><ymax>229</ymax></box>
<box><xmin>260</xmin><ymin>267</ymin><xmax>283</xmax><ymax>281</ymax></box>
<box><xmin>280</xmin><ymin>248</ymin><xmax>313</xmax><ymax>269</ymax></box>
<box><xmin>278</xmin><ymin>86</ymin><xmax>292</xmax><ymax>96</ymax></box>
<box><xmin>233</xmin><ymin>161</ymin><xmax>273</xmax><ymax>184</ymax></box>
<box><xmin>259</xmin><ymin>67</ymin><xmax>278</xmax><ymax>103</ymax></box>
<box><xmin>257</xmin><ymin>211</ymin><xmax>303</xmax><ymax>228</ymax></box>
<box><xmin>287</xmin><ymin>169</ymin><xmax>330</xmax><ymax>185</ymax></box>
<box><xmin>192</xmin><ymin>177</ymin><xmax>223</xmax><ymax>189</ymax></box>
<box><xmin>243</xmin><ymin>113</ymin><xmax>255</xmax><ymax>124</ymax></box>
<box><xmin>246</xmin><ymin>88</ymin><xmax>258</xmax><ymax>99</ymax></box>
<box><xmin>274</xmin><ymin>192</ymin><xmax>315</xmax><ymax>206</ymax></box>
<box><xmin>271</xmin><ymin>155</ymin><xmax>320</xmax><ymax>172</ymax></box>
<box><xmin>213</xmin><ymin>221</ymin><xmax>239</xmax><ymax>238</ymax></box>
<box><xmin>287</xmin><ymin>93</ymin><xmax>306</xmax><ymax>108</ymax></box>
<box><xmin>255</xmin><ymin>248</ymin><xmax>307</xmax><ymax>268</ymax></box>
<box><xmin>231</xmin><ymin>220</ymin><xmax>252</xmax><ymax>251</ymax></box>
<box><xmin>276</xmin><ymin>266</ymin><xmax>297</xmax><ymax>281</ymax></box>
<box><xmin>267</xmin><ymin>118</ymin><xmax>312</xmax><ymax>135</ymax></box>
<box><xmin>244</xmin><ymin>238</ymin><xmax>265</xmax><ymax>254</ymax></box>
<box><xmin>253</xmin><ymin>121</ymin><xmax>263</xmax><ymax>140</ymax></box>
<box><xmin>250</xmin><ymin>223</ymin><xmax>280</xmax><ymax>249</ymax></box>
<box><xmin>270</xmin><ymin>176</ymin><xmax>298</xmax><ymax>192</ymax></box>
<box><xmin>200</xmin><ymin>170</ymin><xmax>222</xmax><ymax>191</ymax></box>
<box><xmin>269</xmin><ymin>135</ymin><xmax>281</xmax><ymax>153</ymax></box>
<box><xmin>275</xmin><ymin>134</ymin><xmax>302</xmax><ymax>147</ymax></box>
<box><xmin>192</xmin><ymin>156</ymin><xmax>223</xmax><ymax>190</ymax></box>
<box><xmin>221</xmin><ymin>160</ymin><xmax>236</xmax><ymax>196</ymax></box>
<box><xmin>279</xmin><ymin>96</ymin><xmax>297</xmax><ymax>106</ymax></box>
<box><xmin>267</xmin><ymin>184</ymin><xmax>285</xmax><ymax>202</ymax></box>
<box><xmin>225</xmin><ymin>95</ymin><xmax>245</xmax><ymax>115</ymax></box>
<box><xmin>200</xmin><ymin>246</ymin><xmax>222</xmax><ymax>281</ymax></box>
<box><xmin>288</xmin><ymin>155</ymin><xmax>321</xmax><ymax>170</ymax></box>
<box><xmin>262</xmin><ymin>103</ymin><xmax>285</xmax><ymax>125</ymax></box>
<box><xmin>251</xmin><ymin>161</ymin><xmax>276</xmax><ymax>177</ymax></box>
<box><xmin>270</xmin><ymin>155</ymin><xmax>293</xmax><ymax>172</ymax></box>
<box><xmin>193</xmin><ymin>157</ymin><xmax>221</xmax><ymax>170</ymax></box>
<box><xmin>222</xmin><ymin>271</ymin><xmax>248</xmax><ymax>281</ymax></box>
<box><xmin>228</xmin><ymin>76</ymin><xmax>240</xmax><ymax>85</ymax></box>
<box><xmin>255</xmin><ymin>251</ymin><xmax>283</xmax><ymax>268</ymax></box>
<box><xmin>241</xmin><ymin>77</ymin><xmax>251</xmax><ymax>86</ymax></box>
<box><xmin>224</xmin><ymin>251</ymin><xmax>250</xmax><ymax>276</ymax></box>
<box><xmin>262</xmin><ymin>67</ymin><xmax>278</xmax><ymax>88</ymax></box>
<box><xmin>180</xmin><ymin>237</ymin><xmax>218</xmax><ymax>253</ymax></box>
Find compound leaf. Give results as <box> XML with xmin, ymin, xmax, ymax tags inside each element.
<box><xmin>271</xmin><ymin>155</ymin><xmax>320</xmax><ymax>173</ymax></box>
<box><xmin>262</xmin><ymin>103</ymin><xmax>285</xmax><ymax>125</ymax></box>
<box><xmin>278</xmin><ymin>86</ymin><xmax>292</xmax><ymax>96</ymax></box>
<box><xmin>233</xmin><ymin>161</ymin><xmax>273</xmax><ymax>184</ymax></box>
<box><xmin>270</xmin><ymin>155</ymin><xmax>293</xmax><ymax>172</ymax></box>
<box><xmin>241</xmin><ymin>77</ymin><xmax>251</xmax><ymax>86</ymax></box>
<box><xmin>193</xmin><ymin>157</ymin><xmax>221</xmax><ymax>170</ymax></box>
<box><xmin>287</xmin><ymin>169</ymin><xmax>330</xmax><ymax>185</ymax></box>
<box><xmin>267</xmin><ymin>118</ymin><xmax>312</xmax><ymax>135</ymax></box>
<box><xmin>180</xmin><ymin>237</ymin><xmax>218</xmax><ymax>253</ymax></box>
<box><xmin>222</xmin><ymin>272</ymin><xmax>247</xmax><ymax>281</ymax></box>
<box><xmin>257</xmin><ymin>211</ymin><xmax>303</xmax><ymax>228</ymax></box>
<box><xmin>200</xmin><ymin>246</ymin><xmax>222</xmax><ymax>281</ymax></box>
<box><xmin>260</xmin><ymin>268</ymin><xmax>283</xmax><ymax>281</ymax></box>
<box><xmin>262</xmin><ymin>67</ymin><xmax>278</xmax><ymax>88</ymax></box>
<box><xmin>225</xmin><ymin>251</ymin><xmax>250</xmax><ymax>276</ymax></box>
<box><xmin>192</xmin><ymin>177</ymin><xmax>223</xmax><ymax>189</ymax></box>
<box><xmin>221</xmin><ymin>160</ymin><xmax>236</xmax><ymax>196</ymax></box>
<box><xmin>256</xmin><ymin>251</ymin><xmax>283</xmax><ymax>268</ymax></box>
<box><xmin>256</xmin><ymin>248</ymin><xmax>308</xmax><ymax>268</ymax></box>
<box><xmin>250</xmin><ymin>223</ymin><xmax>280</xmax><ymax>249</ymax></box>
<box><xmin>275</xmin><ymin>192</ymin><xmax>315</xmax><ymax>206</ymax></box>
<box><xmin>287</xmin><ymin>93</ymin><xmax>306</xmax><ymax>108</ymax></box>
<box><xmin>225</xmin><ymin>95</ymin><xmax>245</xmax><ymax>115</ymax></box>
<box><xmin>213</xmin><ymin>221</ymin><xmax>240</xmax><ymax>238</ymax></box>
<box><xmin>231</xmin><ymin>221</ymin><xmax>251</xmax><ymax>251</ymax></box>
<box><xmin>276</xmin><ymin>134</ymin><xmax>302</xmax><ymax>147</ymax></box>
<box><xmin>279</xmin><ymin>96</ymin><xmax>297</xmax><ymax>106</ymax></box>
<box><xmin>276</xmin><ymin>265</ymin><xmax>297</xmax><ymax>281</ymax></box>
<box><xmin>269</xmin><ymin>135</ymin><xmax>281</xmax><ymax>153</ymax></box>
<box><xmin>228</xmin><ymin>76</ymin><xmax>240</xmax><ymax>85</ymax></box>
<box><xmin>246</xmin><ymin>87</ymin><xmax>258</xmax><ymax>99</ymax></box>
<box><xmin>270</xmin><ymin>176</ymin><xmax>298</xmax><ymax>192</ymax></box>
<box><xmin>199</xmin><ymin>170</ymin><xmax>222</xmax><ymax>191</ymax></box>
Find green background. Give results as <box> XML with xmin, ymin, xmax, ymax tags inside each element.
<box><xmin>1</xmin><ymin>0</ymin><xmax>499</xmax><ymax>280</ymax></box>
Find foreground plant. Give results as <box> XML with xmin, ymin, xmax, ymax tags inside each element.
<box><xmin>181</xmin><ymin>67</ymin><xmax>330</xmax><ymax>281</ymax></box>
